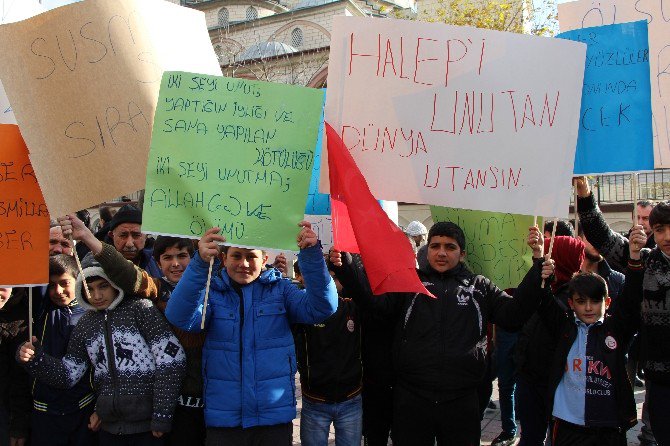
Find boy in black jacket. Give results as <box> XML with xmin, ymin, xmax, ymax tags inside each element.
<box><xmin>330</xmin><ymin>221</ymin><xmax>555</xmax><ymax>446</ymax></box>
<box><xmin>293</xmin><ymin>262</ymin><xmax>363</xmax><ymax>446</ymax></box>
<box><xmin>539</xmin><ymin>230</ymin><xmax>644</xmax><ymax>445</ymax></box>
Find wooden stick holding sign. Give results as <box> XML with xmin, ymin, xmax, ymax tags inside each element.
<box><xmin>201</xmin><ymin>258</ymin><xmax>214</xmax><ymax>330</ymax></box>
<box><xmin>632</xmin><ymin>173</ymin><xmax>639</xmax><ymax>225</ymax></box>
<box><xmin>542</xmin><ymin>219</ymin><xmax>559</xmax><ymax>288</ymax></box>
<box><xmin>69</xmin><ymin>236</ymin><xmax>93</xmax><ymax>304</ymax></box>
<box><xmin>28</xmin><ymin>287</ymin><xmax>33</xmax><ymax>341</ymax></box>
<box><xmin>574</xmin><ymin>188</ymin><xmax>579</xmax><ymax>238</ymax></box>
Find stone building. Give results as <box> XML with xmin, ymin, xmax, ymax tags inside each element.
<box><xmin>182</xmin><ymin>0</ymin><xmax>415</xmax><ymax>87</ymax></box>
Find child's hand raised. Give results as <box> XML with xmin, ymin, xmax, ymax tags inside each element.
<box><xmin>297</xmin><ymin>221</ymin><xmax>317</xmax><ymax>249</ymax></box>
<box><xmin>198</xmin><ymin>227</ymin><xmax>226</xmax><ymax>262</ymax></box>
<box><xmin>541</xmin><ymin>256</ymin><xmax>555</xmax><ymax>281</ymax></box>
<box><xmin>629</xmin><ymin>224</ymin><xmax>647</xmax><ymax>260</ymax></box>
<box><xmin>527</xmin><ymin>226</ymin><xmax>544</xmax><ymax>259</ymax></box>
<box><xmin>17</xmin><ymin>337</ymin><xmax>38</xmax><ymax>363</ymax></box>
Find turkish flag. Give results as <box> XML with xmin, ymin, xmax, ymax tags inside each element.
<box><xmin>326</xmin><ymin>123</ymin><xmax>433</xmax><ymax>297</ymax></box>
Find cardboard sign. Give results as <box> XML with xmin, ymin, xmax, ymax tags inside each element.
<box><xmin>323</xmin><ymin>16</ymin><xmax>586</xmax><ymax>218</ymax></box>
<box><xmin>0</xmin><ymin>124</ymin><xmax>49</xmax><ymax>286</ymax></box>
<box><xmin>142</xmin><ymin>72</ymin><xmax>324</xmax><ymax>251</ymax></box>
<box><xmin>558</xmin><ymin>0</ymin><xmax>670</xmax><ymax>168</ymax></box>
<box><xmin>0</xmin><ymin>0</ymin><xmax>221</xmax><ymax>217</ymax></box>
<box><xmin>431</xmin><ymin>206</ymin><xmax>533</xmax><ymax>290</ymax></box>
<box><xmin>0</xmin><ymin>0</ymin><xmax>44</xmax><ymax>125</ymax></box>
<box><xmin>557</xmin><ymin>21</ymin><xmax>654</xmax><ymax>175</ymax></box>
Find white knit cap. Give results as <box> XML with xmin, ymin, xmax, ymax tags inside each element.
<box><xmin>405</xmin><ymin>221</ymin><xmax>428</xmax><ymax>236</ymax></box>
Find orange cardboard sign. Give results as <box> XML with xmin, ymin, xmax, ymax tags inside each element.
<box><xmin>0</xmin><ymin>124</ymin><xmax>49</xmax><ymax>286</ymax></box>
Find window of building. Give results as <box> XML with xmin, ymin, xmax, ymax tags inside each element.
<box><xmin>291</xmin><ymin>27</ymin><xmax>303</xmax><ymax>48</ymax></box>
<box><xmin>246</xmin><ymin>6</ymin><xmax>258</xmax><ymax>20</ymax></box>
<box><xmin>218</xmin><ymin>7</ymin><xmax>229</xmax><ymax>27</ymax></box>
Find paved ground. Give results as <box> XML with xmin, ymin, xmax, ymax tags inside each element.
<box><xmin>291</xmin><ymin>378</ymin><xmax>649</xmax><ymax>445</ymax></box>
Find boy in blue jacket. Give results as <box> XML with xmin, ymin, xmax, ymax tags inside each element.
<box><xmin>31</xmin><ymin>255</ymin><xmax>96</xmax><ymax>446</ymax></box>
<box><xmin>165</xmin><ymin>221</ymin><xmax>338</xmax><ymax>446</ymax></box>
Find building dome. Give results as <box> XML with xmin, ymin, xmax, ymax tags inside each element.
<box><xmin>238</xmin><ymin>41</ymin><xmax>298</xmax><ymax>61</ymax></box>
<box><xmin>293</xmin><ymin>0</ymin><xmax>338</xmax><ymax>10</ymax></box>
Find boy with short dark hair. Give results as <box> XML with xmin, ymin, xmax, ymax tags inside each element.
<box><xmin>27</xmin><ymin>255</ymin><xmax>96</xmax><ymax>446</ymax></box>
<box><xmin>539</xmin><ymin>248</ymin><xmax>643</xmax><ymax>444</ymax></box>
<box><xmin>330</xmin><ymin>221</ymin><xmax>555</xmax><ymax>445</ymax></box>
<box><xmin>18</xmin><ymin>258</ymin><xmax>186</xmax><ymax>445</ymax></box>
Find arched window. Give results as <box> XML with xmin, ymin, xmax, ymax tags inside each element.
<box><xmin>218</xmin><ymin>7</ymin><xmax>229</xmax><ymax>27</ymax></box>
<box><xmin>246</xmin><ymin>6</ymin><xmax>258</xmax><ymax>20</ymax></box>
<box><xmin>291</xmin><ymin>27</ymin><xmax>303</xmax><ymax>48</ymax></box>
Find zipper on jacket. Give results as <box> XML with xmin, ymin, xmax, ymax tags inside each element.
<box><xmin>304</xmin><ymin>328</ymin><xmax>310</xmax><ymax>387</ymax></box>
<box><xmin>103</xmin><ymin>311</ymin><xmax>121</xmax><ymax>431</ymax></box>
<box><xmin>288</xmin><ymin>355</ymin><xmax>295</xmax><ymax>403</ymax></box>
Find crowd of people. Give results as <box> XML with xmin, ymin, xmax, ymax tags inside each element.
<box><xmin>0</xmin><ymin>175</ymin><xmax>668</xmax><ymax>446</ymax></box>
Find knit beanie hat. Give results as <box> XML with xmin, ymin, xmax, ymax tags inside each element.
<box><xmin>406</xmin><ymin>221</ymin><xmax>428</xmax><ymax>237</ymax></box>
<box><xmin>544</xmin><ymin>236</ymin><xmax>585</xmax><ymax>291</ymax></box>
<box><xmin>109</xmin><ymin>204</ymin><xmax>142</xmax><ymax>232</ymax></box>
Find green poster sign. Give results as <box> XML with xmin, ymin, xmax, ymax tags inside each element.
<box><xmin>430</xmin><ymin>206</ymin><xmax>534</xmax><ymax>290</ymax></box>
<box><xmin>143</xmin><ymin>72</ymin><xmax>324</xmax><ymax>251</ymax></box>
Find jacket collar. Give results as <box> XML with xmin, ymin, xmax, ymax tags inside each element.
<box><xmin>419</xmin><ymin>261</ymin><xmax>472</xmax><ymax>286</ymax></box>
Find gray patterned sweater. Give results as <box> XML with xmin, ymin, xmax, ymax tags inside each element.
<box><xmin>578</xmin><ymin>193</ymin><xmax>670</xmax><ymax>385</ymax></box>
<box><xmin>23</xmin><ymin>266</ymin><xmax>186</xmax><ymax>434</ymax></box>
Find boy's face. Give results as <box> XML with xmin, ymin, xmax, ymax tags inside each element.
<box><xmin>0</xmin><ymin>287</ymin><xmax>12</xmax><ymax>310</ymax></box>
<box><xmin>653</xmin><ymin>223</ymin><xmax>670</xmax><ymax>256</ymax></box>
<box><xmin>569</xmin><ymin>293</ymin><xmax>610</xmax><ymax>325</ymax></box>
<box><xmin>86</xmin><ymin>278</ymin><xmax>119</xmax><ymax>310</ymax></box>
<box><xmin>223</xmin><ymin>247</ymin><xmax>268</xmax><ymax>285</ymax></box>
<box><xmin>427</xmin><ymin>235</ymin><xmax>465</xmax><ymax>273</ymax></box>
<box><xmin>49</xmin><ymin>273</ymin><xmax>77</xmax><ymax>307</ymax></box>
<box><xmin>158</xmin><ymin>245</ymin><xmax>191</xmax><ymax>283</ymax></box>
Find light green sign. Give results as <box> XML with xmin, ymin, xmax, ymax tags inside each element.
<box><xmin>430</xmin><ymin>206</ymin><xmax>534</xmax><ymax>290</ymax></box>
<box><xmin>143</xmin><ymin>72</ymin><xmax>324</xmax><ymax>251</ymax></box>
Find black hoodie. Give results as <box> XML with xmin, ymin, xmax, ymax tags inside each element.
<box><xmin>333</xmin><ymin>254</ymin><xmax>546</xmax><ymax>402</ymax></box>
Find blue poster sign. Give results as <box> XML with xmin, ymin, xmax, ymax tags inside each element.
<box><xmin>557</xmin><ymin>21</ymin><xmax>653</xmax><ymax>174</ymax></box>
<box><xmin>305</xmin><ymin>116</ymin><xmax>331</xmax><ymax>215</ymax></box>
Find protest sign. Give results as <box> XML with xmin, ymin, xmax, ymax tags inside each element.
<box><xmin>0</xmin><ymin>124</ymin><xmax>49</xmax><ymax>286</ymax></box>
<box><xmin>322</xmin><ymin>17</ymin><xmax>586</xmax><ymax>218</ymax></box>
<box><xmin>0</xmin><ymin>0</ymin><xmax>221</xmax><ymax>217</ymax></box>
<box><xmin>431</xmin><ymin>206</ymin><xmax>533</xmax><ymax>290</ymax></box>
<box><xmin>142</xmin><ymin>72</ymin><xmax>324</xmax><ymax>251</ymax></box>
<box><xmin>557</xmin><ymin>21</ymin><xmax>653</xmax><ymax>175</ymax></box>
<box><xmin>0</xmin><ymin>0</ymin><xmax>43</xmax><ymax>125</ymax></box>
<box><xmin>558</xmin><ymin>0</ymin><xmax>670</xmax><ymax>169</ymax></box>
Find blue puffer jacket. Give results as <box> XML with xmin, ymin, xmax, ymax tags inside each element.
<box><xmin>165</xmin><ymin>244</ymin><xmax>338</xmax><ymax>428</ymax></box>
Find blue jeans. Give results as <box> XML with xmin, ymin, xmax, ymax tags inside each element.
<box><xmin>300</xmin><ymin>394</ymin><xmax>362</xmax><ymax>446</ymax></box>
<box><xmin>496</xmin><ymin>328</ymin><xmax>518</xmax><ymax>436</ymax></box>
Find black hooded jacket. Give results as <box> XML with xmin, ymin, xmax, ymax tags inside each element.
<box><xmin>333</xmin><ymin>255</ymin><xmax>546</xmax><ymax>402</ymax></box>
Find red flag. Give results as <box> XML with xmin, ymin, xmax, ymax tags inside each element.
<box><xmin>326</xmin><ymin>123</ymin><xmax>434</xmax><ymax>297</ymax></box>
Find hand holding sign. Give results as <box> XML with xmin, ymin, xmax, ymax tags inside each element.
<box><xmin>198</xmin><ymin>228</ymin><xmax>225</xmax><ymax>263</ymax></box>
<box><xmin>297</xmin><ymin>221</ymin><xmax>318</xmax><ymax>250</ymax></box>
<box><xmin>629</xmin><ymin>225</ymin><xmax>647</xmax><ymax>260</ymax></box>
<box><xmin>527</xmin><ymin>226</ymin><xmax>544</xmax><ymax>259</ymax></box>
<box><xmin>17</xmin><ymin>336</ymin><xmax>39</xmax><ymax>363</ymax></box>
<box><xmin>541</xmin><ymin>257</ymin><xmax>556</xmax><ymax>281</ymax></box>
